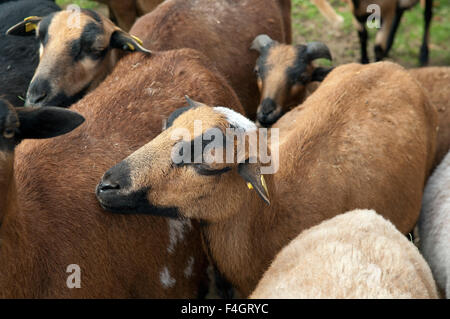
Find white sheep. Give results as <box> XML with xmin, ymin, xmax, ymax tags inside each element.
<box><xmin>251</xmin><ymin>209</ymin><xmax>439</xmax><ymax>299</ymax></box>
<box><xmin>419</xmin><ymin>150</ymin><xmax>450</xmax><ymax>298</ymax></box>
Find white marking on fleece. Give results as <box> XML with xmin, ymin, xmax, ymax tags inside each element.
<box><xmin>214</xmin><ymin>107</ymin><xmax>257</xmax><ymax>132</ymax></box>
<box><xmin>160</xmin><ymin>267</ymin><xmax>176</xmax><ymax>289</ymax></box>
<box><xmin>167</xmin><ymin>219</ymin><xmax>192</xmax><ymax>254</ymax></box>
<box><xmin>419</xmin><ymin>150</ymin><xmax>450</xmax><ymax>296</ymax></box>
<box><xmin>184</xmin><ymin>256</ymin><xmax>195</xmax><ymax>279</ymax></box>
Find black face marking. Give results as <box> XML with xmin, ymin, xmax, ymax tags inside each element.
<box><xmin>40</xmin><ymin>80</ymin><xmax>91</xmax><ymax>107</ymax></box>
<box><xmin>286</xmin><ymin>45</ymin><xmax>311</xmax><ymax>86</ymax></box>
<box><xmin>173</xmin><ymin>127</ymin><xmax>232</xmax><ymax>175</ymax></box>
<box><xmin>69</xmin><ymin>21</ymin><xmax>106</xmax><ymax>62</ymax></box>
<box><xmin>81</xmin><ymin>9</ymin><xmax>103</xmax><ymax>25</ymax></box>
<box><xmin>37</xmin><ymin>13</ymin><xmax>56</xmax><ymax>46</ymax></box>
<box><xmin>255</xmin><ymin>43</ymin><xmax>275</xmax><ymax>80</ymax></box>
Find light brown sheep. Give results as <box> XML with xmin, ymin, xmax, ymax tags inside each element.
<box><xmin>409</xmin><ymin>67</ymin><xmax>450</xmax><ymax>169</ymax></box>
<box><xmin>96</xmin><ymin>61</ymin><xmax>438</xmax><ymax>297</ymax></box>
<box><xmin>250</xmin><ymin>209</ymin><xmax>439</xmax><ymax>299</ymax></box>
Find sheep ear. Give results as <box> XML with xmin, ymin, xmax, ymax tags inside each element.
<box><xmin>6</xmin><ymin>16</ymin><xmax>42</xmax><ymax>36</ymax></box>
<box><xmin>110</xmin><ymin>30</ymin><xmax>151</xmax><ymax>54</ymax></box>
<box><xmin>238</xmin><ymin>162</ymin><xmax>270</xmax><ymax>205</ymax></box>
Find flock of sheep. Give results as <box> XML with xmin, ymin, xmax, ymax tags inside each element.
<box><xmin>0</xmin><ymin>0</ymin><xmax>448</xmax><ymax>299</ymax></box>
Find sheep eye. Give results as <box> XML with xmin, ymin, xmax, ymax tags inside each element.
<box><xmin>3</xmin><ymin>128</ymin><xmax>15</xmax><ymax>139</ymax></box>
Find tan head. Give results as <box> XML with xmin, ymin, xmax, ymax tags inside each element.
<box><xmin>6</xmin><ymin>9</ymin><xmax>151</xmax><ymax>107</ymax></box>
<box><xmin>251</xmin><ymin>34</ymin><xmax>332</xmax><ymax>126</ymax></box>
<box><xmin>96</xmin><ymin>97</ymin><xmax>270</xmax><ymax>222</ymax></box>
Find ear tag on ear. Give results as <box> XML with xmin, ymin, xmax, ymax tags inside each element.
<box><xmin>261</xmin><ymin>175</ymin><xmax>269</xmax><ymax>196</ymax></box>
<box><xmin>131</xmin><ymin>35</ymin><xmax>143</xmax><ymax>46</ymax></box>
<box><xmin>25</xmin><ymin>22</ymin><xmax>37</xmax><ymax>33</ymax></box>
<box><xmin>126</xmin><ymin>43</ymin><xmax>135</xmax><ymax>51</ymax></box>
<box><xmin>247</xmin><ymin>182</ymin><xmax>254</xmax><ymax>190</ymax></box>
<box><xmin>24</xmin><ymin>16</ymin><xmax>40</xmax><ymax>22</ymax></box>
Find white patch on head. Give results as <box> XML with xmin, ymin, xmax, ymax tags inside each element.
<box><xmin>39</xmin><ymin>44</ymin><xmax>44</xmax><ymax>59</ymax></box>
<box><xmin>167</xmin><ymin>219</ymin><xmax>192</xmax><ymax>254</ymax></box>
<box><xmin>184</xmin><ymin>256</ymin><xmax>195</xmax><ymax>278</ymax></box>
<box><xmin>160</xmin><ymin>267</ymin><xmax>176</xmax><ymax>289</ymax></box>
<box><xmin>214</xmin><ymin>107</ymin><xmax>257</xmax><ymax>132</ymax></box>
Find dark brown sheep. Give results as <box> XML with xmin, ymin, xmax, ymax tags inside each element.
<box><xmin>0</xmin><ymin>49</ymin><xmax>243</xmax><ymax>298</ymax></box>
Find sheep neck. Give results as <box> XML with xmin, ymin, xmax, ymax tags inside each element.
<box><xmin>201</xmin><ymin>173</ymin><xmax>286</xmax><ymax>297</ymax></box>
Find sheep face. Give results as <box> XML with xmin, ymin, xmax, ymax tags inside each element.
<box><xmin>6</xmin><ymin>9</ymin><xmax>150</xmax><ymax>108</ymax></box>
<box><xmin>251</xmin><ymin>34</ymin><xmax>332</xmax><ymax>127</ymax></box>
<box><xmin>96</xmin><ymin>99</ymin><xmax>270</xmax><ymax>222</ymax></box>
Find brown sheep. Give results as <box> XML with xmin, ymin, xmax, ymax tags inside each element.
<box><xmin>96</xmin><ymin>61</ymin><xmax>438</xmax><ymax>297</ymax></box>
<box><xmin>130</xmin><ymin>0</ymin><xmax>292</xmax><ymax>119</ymax></box>
<box><xmin>0</xmin><ymin>49</ymin><xmax>243</xmax><ymax>298</ymax></box>
<box><xmin>250</xmin><ymin>209</ymin><xmax>439</xmax><ymax>299</ymax></box>
<box><xmin>250</xmin><ymin>34</ymin><xmax>332</xmax><ymax>126</ymax></box>
<box><xmin>6</xmin><ymin>9</ymin><xmax>150</xmax><ymax>107</ymax></box>
<box><xmin>94</xmin><ymin>0</ymin><xmax>164</xmax><ymax>31</ymax></box>
<box><xmin>409</xmin><ymin>67</ymin><xmax>450</xmax><ymax>169</ymax></box>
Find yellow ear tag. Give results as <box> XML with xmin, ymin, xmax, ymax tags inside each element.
<box><xmin>247</xmin><ymin>182</ymin><xmax>253</xmax><ymax>190</ymax></box>
<box><xmin>261</xmin><ymin>175</ymin><xmax>269</xmax><ymax>196</ymax></box>
<box><xmin>25</xmin><ymin>22</ymin><xmax>37</xmax><ymax>33</ymax></box>
<box><xmin>24</xmin><ymin>16</ymin><xmax>40</xmax><ymax>22</ymax></box>
<box><xmin>127</xmin><ymin>43</ymin><xmax>135</xmax><ymax>51</ymax></box>
<box><xmin>131</xmin><ymin>35</ymin><xmax>143</xmax><ymax>46</ymax></box>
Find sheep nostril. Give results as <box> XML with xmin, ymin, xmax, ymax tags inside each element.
<box><xmin>27</xmin><ymin>92</ymin><xmax>48</xmax><ymax>106</ymax></box>
<box><xmin>98</xmin><ymin>181</ymin><xmax>121</xmax><ymax>192</ymax></box>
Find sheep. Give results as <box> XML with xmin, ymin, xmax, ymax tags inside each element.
<box><xmin>0</xmin><ymin>0</ymin><xmax>60</xmax><ymax>106</ymax></box>
<box><xmin>95</xmin><ymin>61</ymin><xmax>438</xmax><ymax>297</ymax></box>
<box><xmin>0</xmin><ymin>48</ymin><xmax>244</xmax><ymax>297</ymax></box>
<box><xmin>0</xmin><ymin>98</ymin><xmax>84</xmax><ymax>226</ymax></box>
<box><xmin>419</xmin><ymin>150</ymin><xmax>450</xmax><ymax>298</ymax></box>
<box><xmin>409</xmin><ymin>67</ymin><xmax>450</xmax><ymax>169</ymax></box>
<box><xmin>250</xmin><ymin>34</ymin><xmax>332</xmax><ymax>126</ymax></box>
<box><xmin>94</xmin><ymin>0</ymin><xmax>164</xmax><ymax>31</ymax></box>
<box><xmin>6</xmin><ymin>8</ymin><xmax>150</xmax><ymax>107</ymax></box>
<box><xmin>129</xmin><ymin>0</ymin><xmax>292</xmax><ymax>119</ymax></box>
<box><xmin>250</xmin><ymin>209</ymin><xmax>439</xmax><ymax>299</ymax></box>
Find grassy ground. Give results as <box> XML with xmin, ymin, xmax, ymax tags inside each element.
<box><xmin>57</xmin><ymin>0</ymin><xmax>449</xmax><ymax>67</ymax></box>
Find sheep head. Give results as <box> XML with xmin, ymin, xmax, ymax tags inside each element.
<box><xmin>6</xmin><ymin>9</ymin><xmax>151</xmax><ymax>108</ymax></box>
<box><xmin>96</xmin><ymin>97</ymin><xmax>272</xmax><ymax>222</ymax></box>
<box><xmin>251</xmin><ymin>34</ymin><xmax>332</xmax><ymax>127</ymax></box>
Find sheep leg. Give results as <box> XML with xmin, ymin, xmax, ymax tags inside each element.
<box><xmin>374</xmin><ymin>9</ymin><xmax>395</xmax><ymax>61</ymax></box>
<box><xmin>384</xmin><ymin>5</ymin><xmax>406</xmax><ymax>57</ymax></box>
<box><xmin>419</xmin><ymin>0</ymin><xmax>433</xmax><ymax>66</ymax></box>
<box><xmin>354</xmin><ymin>17</ymin><xmax>369</xmax><ymax>64</ymax></box>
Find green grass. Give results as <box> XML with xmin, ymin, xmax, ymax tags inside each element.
<box><xmin>55</xmin><ymin>0</ymin><xmax>99</xmax><ymax>9</ymax></box>
<box><xmin>292</xmin><ymin>0</ymin><xmax>449</xmax><ymax>67</ymax></box>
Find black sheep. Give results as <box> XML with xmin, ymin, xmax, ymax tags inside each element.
<box><xmin>0</xmin><ymin>0</ymin><xmax>59</xmax><ymax>106</ymax></box>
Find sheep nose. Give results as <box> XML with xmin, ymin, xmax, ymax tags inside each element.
<box><xmin>260</xmin><ymin>98</ymin><xmax>277</xmax><ymax>116</ymax></box>
<box><xmin>26</xmin><ymin>78</ymin><xmax>51</xmax><ymax>106</ymax></box>
<box><xmin>26</xmin><ymin>91</ymin><xmax>48</xmax><ymax>106</ymax></box>
<box><xmin>97</xmin><ymin>180</ymin><xmax>121</xmax><ymax>193</ymax></box>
